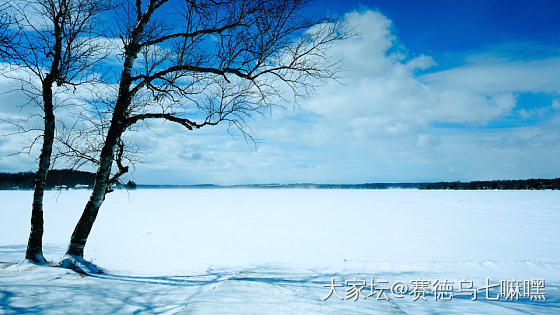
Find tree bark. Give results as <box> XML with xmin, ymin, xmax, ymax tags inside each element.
<box><xmin>25</xmin><ymin>8</ymin><xmax>63</xmax><ymax>262</ymax></box>
<box><xmin>65</xmin><ymin>115</ymin><xmax>125</xmax><ymax>257</ymax></box>
<box><xmin>25</xmin><ymin>79</ymin><xmax>55</xmax><ymax>263</ymax></box>
<box><xmin>66</xmin><ymin>6</ymin><xmax>150</xmax><ymax>256</ymax></box>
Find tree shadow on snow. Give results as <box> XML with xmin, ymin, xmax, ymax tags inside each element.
<box><xmin>1</xmin><ymin>245</ymin><xmax>560</xmax><ymax>314</ymax></box>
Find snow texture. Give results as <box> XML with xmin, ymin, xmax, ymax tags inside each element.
<box><xmin>1</xmin><ymin>189</ymin><xmax>559</xmax><ymax>314</ymax></box>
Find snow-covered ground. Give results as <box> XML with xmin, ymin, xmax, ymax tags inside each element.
<box><xmin>1</xmin><ymin>189</ymin><xmax>559</xmax><ymax>314</ymax></box>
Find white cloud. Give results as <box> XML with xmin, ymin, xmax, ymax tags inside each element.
<box><xmin>123</xmin><ymin>10</ymin><xmax>560</xmax><ymax>183</ymax></box>
<box><xmin>552</xmin><ymin>99</ymin><xmax>560</xmax><ymax>110</ymax></box>
<box><xmin>406</xmin><ymin>55</ymin><xmax>437</xmax><ymax>71</ymax></box>
<box><xmin>2</xmin><ymin>9</ymin><xmax>560</xmax><ymax>183</ymax></box>
<box><xmin>301</xmin><ymin>11</ymin><xmax>558</xmax><ymax>140</ymax></box>
<box><xmin>422</xmin><ymin>58</ymin><xmax>560</xmax><ymax>95</ymax></box>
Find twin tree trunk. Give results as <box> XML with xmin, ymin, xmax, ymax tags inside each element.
<box><xmin>25</xmin><ymin>79</ymin><xmax>55</xmax><ymax>263</ymax></box>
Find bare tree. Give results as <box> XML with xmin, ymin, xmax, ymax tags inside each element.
<box><xmin>0</xmin><ymin>0</ymin><xmax>113</xmax><ymax>263</ymax></box>
<box><xmin>0</xmin><ymin>4</ymin><xmax>15</xmax><ymax>57</ymax></box>
<box><xmin>64</xmin><ymin>0</ymin><xmax>348</xmax><ymax>263</ymax></box>
<box><xmin>54</xmin><ymin>96</ymin><xmax>140</xmax><ymax>193</ymax></box>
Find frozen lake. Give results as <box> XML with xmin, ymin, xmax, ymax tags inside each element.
<box><xmin>1</xmin><ymin>189</ymin><xmax>559</xmax><ymax>314</ymax></box>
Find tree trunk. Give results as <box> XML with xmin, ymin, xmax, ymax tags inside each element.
<box><xmin>65</xmin><ymin>121</ymin><xmax>123</xmax><ymax>257</ymax></box>
<box><xmin>66</xmin><ymin>72</ymin><xmax>134</xmax><ymax>258</ymax></box>
<box><xmin>66</xmin><ymin>50</ymin><xmax>138</xmax><ymax>256</ymax></box>
<box><xmin>65</xmin><ymin>3</ymin><xmax>153</xmax><ymax>258</ymax></box>
<box><xmin>25</xmin><ymin>80</ymin><xmax>55</xmax><ymax>263</ymax></box>
<box><xmin>26</xmin><ymin>9</ymin><xmax>63</xmax><ymax>262</ymax></box>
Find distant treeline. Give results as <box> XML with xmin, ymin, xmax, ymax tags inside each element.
<box><xmin>2</xmin><ymin>171</ymin><xmax>559</xmax><ymax>190</ymax></box>
<box><xmin>138</xmin><ymin>179</ymin><xmax>560</xmax><ymax>190</ymax></box>
<box><xmin>136</xmin><ymin>183</ymin><xmax>421</xmax><ymax>189</ymax></box>
<box><xmin>418</xmin><ymin>178</ymin><xmax>560</xmax><ymax>190</ymax></box>
<box><xmin>232</xmin><ymin>183</ymin><xmax>422</xmax><ymax>189</ymax></box>
<box><xmin>0</xmin><ymin>169</ymin><xmax>95</xmax><ymax>190</ymax></box>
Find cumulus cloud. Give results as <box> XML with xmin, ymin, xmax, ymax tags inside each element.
<box><xmin>300</xmin><ymin>11</ymin><xmax>557</xmax><ymax>139</ymax></box>
<box><xmin>2</xmin><ymin>9</ymin><xmax>559</xmax><ymax>183</ymax></box>
<box><xmin>119</xmin><ymin>9</ymin><xmax>560</xmax><ymax>183</ymax></box>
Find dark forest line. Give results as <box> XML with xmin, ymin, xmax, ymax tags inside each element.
<box><xmin>417</xmin><ymin>178</ymin><xmax>560</xmax><ymax>190</ymax></box>
<box><xmin>1</xmin><ymin>170</ymin><xmax>559</xmax><ymax>190</ymax></box>
<box><xmin>0</xmin><ymin>170</ymin><xmax>96</xmax><ymax>190</ymax></box>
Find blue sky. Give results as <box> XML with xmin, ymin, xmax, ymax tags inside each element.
<box><xmin>313</xmin><ymin>0</ymin><xmax>560</xmax><ymax>54</ymax></box>
<box><xmin>1</xmin><ymin>0</ymin><xmax>560</xmax><ymax>184</ymax></box>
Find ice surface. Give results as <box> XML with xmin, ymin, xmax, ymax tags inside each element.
<box><xmin>1</xmin><ymin>189</ymin><xmax>559</xmax><ymax>313</ymax></box>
